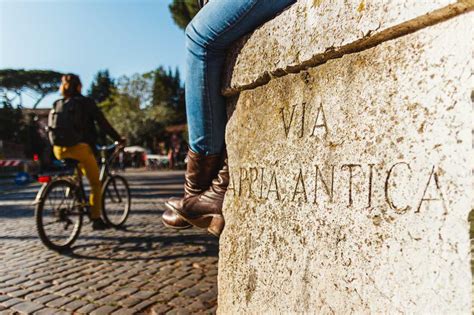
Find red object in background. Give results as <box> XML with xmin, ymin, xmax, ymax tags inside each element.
<box><xmin>33</xmin><ymin>154</ymin><xmax>39</xmax><ymax>161</ymax></box>
<box><xmin>37</xmin><ymin>175</ymin><xmax>51</xmax><ymax>183</ymax></box>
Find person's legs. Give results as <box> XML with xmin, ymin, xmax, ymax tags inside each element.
<box><xmin>53</xmin><ymin>143</ymin><xmax>102</xmax><ymax>219</ymax></box>
<box><xmin>185</xmin><ymin>0</ymin><xmax>296</xmax><ymax>155</ymax></box>
<box><xmin>164</xmin><ymin>0</ymin><xmax>296</xmax><ymax>235</ymax></box>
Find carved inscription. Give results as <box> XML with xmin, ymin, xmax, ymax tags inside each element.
<box><xmin>230</xmin><ymin>100</ymin><xmax>448</xmax><ymax>215</ymax></box>
<box><xmin>228</xmin><ymin>163</ymin><xmax>446</xmax><ymax>213</ymax></box>
<box><xmin>280</xmin><ymin>102</ymin><xmax>328</xmax><ymax>138</ymax></box>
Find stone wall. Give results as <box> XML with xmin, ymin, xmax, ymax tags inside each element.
<box><xmin>218</xmin><ymin>0</ymin><xmax>473</xmax><ymax>313</ymax></box>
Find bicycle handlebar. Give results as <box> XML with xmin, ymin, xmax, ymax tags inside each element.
<box><xmin>96</xmin><ymin>141</ymin><xmax>124</xmax><ymax>152</ymax></box>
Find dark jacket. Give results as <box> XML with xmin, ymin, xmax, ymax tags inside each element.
<box><xmin>60</xmin><ymin>94</ymin><xmax>121</xmax><ymax>149</ymax></box>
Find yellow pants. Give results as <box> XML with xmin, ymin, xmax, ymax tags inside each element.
<box><xmin>53</xmin><ymin>143</ymin><xmax>102</xmax><ymax>219</ymax></box>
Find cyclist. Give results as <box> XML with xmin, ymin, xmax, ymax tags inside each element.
<box><xmin>48</xmin><ymin>73</ymin><xmax>124</xmax><ymax>230</ymax></box>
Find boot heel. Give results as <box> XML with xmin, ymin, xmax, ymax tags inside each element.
<box><xmin>207</xmin><ymin>215</ymin><xmax>225</xmax><ymax>237</ymax></box>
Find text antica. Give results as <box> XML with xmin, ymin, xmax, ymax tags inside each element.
<box><xmin>227</xmin><ymin>162</ymin><xmax>446</xmax><ymax>213</ymax></box>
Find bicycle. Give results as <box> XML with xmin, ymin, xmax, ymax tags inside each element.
<box><xmin>34</xmin><ymin>142</ymin><xmax>131</xmax><ymax>251</ymax></box>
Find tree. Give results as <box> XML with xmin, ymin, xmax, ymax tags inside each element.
<box><xmin>98</xmin><ymin>68</ymin><xmax>186</xmax><ymax>150</ymax></box>
<box><xmin>117</xmin><ymin>72</ymin><xmax>154</xmax><ymax>107</ymax></box>
<box><xmin>168</xmin><ymin>0</ymin><xmax>199</xmax><ymax>30</ymax></box>
<box><xmin>152</xmin><ymin>67</ymin><xmax>185</xmax><ymax>123</ymax></box>
<box><xmin>0</xmin><ymin>69</ymin><xmax>63</xmax><ymax>108</ymax></box>
<box><xmin>99</xmin><ymin>90</ymin><xmax>144</xmax><ymax>144</ymax></box>
<box><xmin>88</xmin><ymin>70</ymin><xmax>115</xmax><ymax>104</ymax></box>
<box><xmin>0</xmin><ymin>102</ymin><xmax>26</xmax><ymax>143</ymax></box>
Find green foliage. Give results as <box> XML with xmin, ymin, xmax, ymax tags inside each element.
<box><xmin>152</xmin><ymin>67</ymin><xmax>185</xmax><ymax>122</ymax></box>
<box><xmin>117</xmin><ymin>72</ymin><xmax>154</xmax><ymax>107</ymax></box>
<box><xmin>98</xmin><ymin>67</ymin><xmax>186</xmax><ymax>149</ymax></box>
<box><xmin>169</xmin><ymin>0</ymin><xmax>199</xmax><ymax>30</ymax></box>
<box><xmin>0</xmin><ymin>69</ymin><xmax>63</xmax><ymax>108</ymax></box>
<box><xmin>0</xmin><ymin>102</ymin><xmax>26</xmax><ymax>142</ymax></box>
<box><xmin>88</xmin><ymin>70</ymin><xmax>115</xmax><ymax>104</ymax></box>
<box><xmin>99</xmin><ymin>90</ymin><xmax>143</xmax><ymax>144</ymax></box>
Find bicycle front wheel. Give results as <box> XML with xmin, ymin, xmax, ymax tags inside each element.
<box><xmin>35</xmin><ymin>179</ymin><xmax>83</xmax><ymax>251</ymax></box>
<box><xmin>101</xmin><ymin>175</ymin><xmax>131</xmax><ymax>228</ymax></box>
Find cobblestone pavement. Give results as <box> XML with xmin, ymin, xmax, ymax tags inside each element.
<box><xmin>0</xmin><ymin>170</ymin><xmax>218</xmax><ymax>314</ymax></box>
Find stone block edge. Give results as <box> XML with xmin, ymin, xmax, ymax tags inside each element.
<box><xmin>222</xmin><ymin>0</ymin><xmax>474</xmax><ymax>97</ymax></box>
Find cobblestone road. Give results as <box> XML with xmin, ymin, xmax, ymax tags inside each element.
<box><xmin>0</xmin><ymin>170</ymin><xmax>218</xmax><ymax>314</ymax></box>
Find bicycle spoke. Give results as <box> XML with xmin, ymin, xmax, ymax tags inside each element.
<box><xmin>112</xmin><ymin>180</ymin><xmax>123</xmax><ymax>203</ymax></box>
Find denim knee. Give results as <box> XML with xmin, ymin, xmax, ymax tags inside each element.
<box><xmin>185</xmin><ymin>21</ymin><xmax>208</xmax><ymax>59</ymax></box>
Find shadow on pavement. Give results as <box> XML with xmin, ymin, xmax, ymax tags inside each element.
<box><xmin>65</xmin><ymin>232</ymin><xmax>219</xmax><ymax>262</ymax></box>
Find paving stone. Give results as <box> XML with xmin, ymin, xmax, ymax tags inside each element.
<box><xmin>117</xmin><ymin>296</ymin><xmax>141</xmax><ymax>308</ymax></box>
<box><xmin>180</xmin><ymin>287</ymin><xmax>203</xmax><ymax>298</ymax></box>
<box><xmin>34</xmin><ymin>307</ymin><xmax>67</xmax><ymax>315</ymax></box>
<box><xmin>7</xmin><ymin>289</ymin><xmax>33</xmax><ymax>298</ymax></box>
<box><xmin>0</xmin><ymin>297</ymin><xmax>23</xmax><ymax>308</ymax></box>
<box><xmin>31</xmin><ymin>294</ymin><xmax>59</xmax><ymax>305</ymax></box>
<box><xmin>24</xmin><ymin>292</ymin><xmax>47</xmax><ymax>301</ymax></box>
<box><xmin>84</xmin><ymin>291</ymin><xmax>108</xmax><ymax>301</ymax></box>
<box><xmin>150</xmin><ymin>303</ymin><xmax>172</xmax><ymax>315</ymax></box>
<box><xmin>55</xmin><ymin>286</ymin><xmax>79</xmax><ymax>297</ymax></box>
<box><xmin>0</xmin><ymin>287</ymin><xmax>20</xmax><ymax>295</ymax></box>
<box><xmin>76</xmin><ymin>303</ymin><xmax>99</xmax><ymax>314</ymax></box>
<box><xmin>0</xmin><ymin>276</ymin><xmax>17</xmax><ymax>283</ymax></box>
<box><xmin>70</xmin><ymin>288</ymin><xmax>91</xmax><ymax>299</ymax></box>
<box><xmin>95</xmin><ymin>294</ymin><xmax>123</xmax><ymax>305</ymax></box>
<box><xmin>114</xmin><ymin>288</ymin><xmax>138</xmax><ymax>296</ymax></box>
<box><xmin>62</xmin><ymin>299</ymin><xmax>89</xmax><ymax>312</ymax></box>
<box><xmin>168</xmin><ymin>296</ymin><xmax>192</xmax><ymax>308</ymax></box>
<box><xmin>90</xmin><ymin>305</ymin><xmax>119</xmax><ymax>315</ymax></box>
<box><xmin>25</xmin><ymin>284</ymin><xmax>51</xmax><ymax>292</ymax></box>
<box><xmin>165</xmin><ymin>308</ymin><xmax>191</xmax><ymax>315</ymax></box>
<box><xmin>185</xmin><ymin>300</ymin><xmax>207</xmax><ymax>312</ymax></box>
<box><xmin>131</xmin><ymin>290</ymin><xmax>155</xmax><ymax>300</ymax></box>
<box><xmin>0</xmin><ymin>171</ymin><xmax>218</xmax><ymax>313</ymax></box>
<box><xmin>110</xmin><ymin>308</ymin><xmax>137</xmax><ymax>315</ymax></box>
<box><xmin>45</xmin><ymin>296</ymin><xmax>74</xmax><ymax>308</ymax></box>
<box><xmin>11</xmin><ymin>301</ymin><xmax>44</xmax><ymax>314</ymax></box>
<box><xmin>5</xmin><ymin>277</ymin><xmax>29</xmax><ymax>286</ymax></box>
<box><xmin>129</xmin><ymin>299</ymin><xmax>155</xmax><ymax>313</ymax></box>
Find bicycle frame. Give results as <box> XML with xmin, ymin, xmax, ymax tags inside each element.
<box><xmin>34</xmin><ymin>142</ymin><xmax>124</xmax><ymax>209</ymax></box>
<box><xmin>98</xmin><ymin>143</ymin><xmax>121</xmax><ymax>182</ymax></box>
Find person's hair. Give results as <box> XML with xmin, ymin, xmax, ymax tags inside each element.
<box><xmin>61</xmin><ymin>73</ymin><xmax>82</xmax><ymax>98</ymax></box>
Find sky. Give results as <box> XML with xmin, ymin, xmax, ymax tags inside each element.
<box><xmin>0</xmin><ymin>0</ymin><xmax>186</xmax><ymax>108</ymax></box>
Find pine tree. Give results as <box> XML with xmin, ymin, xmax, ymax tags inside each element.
<box><xmin>88</xmin><ymin>70</ymin><xmax>115</xmax><ymax>103</ymax></box>
<box><xmin>168</xmin><ymin>0</ymin><xmax>199</xmax><ymax>30</ymax></box>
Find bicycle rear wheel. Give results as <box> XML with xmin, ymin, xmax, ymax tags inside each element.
<box><xmin>35</xmin><ymin>179</ymin><xmax>83</xmax><ymax>251</ymax></box>
<box><xmin>102</xmin><ymin>175</ymin><xmax>131</xmax><ymax>228</ymax></box>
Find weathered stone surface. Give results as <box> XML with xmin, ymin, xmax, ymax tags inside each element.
<box><xmin>223</xmin><ymin>0</ymin><xmax>473</xmax><ymax>96</ymax></box>
<box><xmin>219</xmin><ymin>11</ymin><xmax>473</xmax><ymax>314</ymax></box>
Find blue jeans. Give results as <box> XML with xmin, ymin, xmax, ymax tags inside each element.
<box><xmin>185</xmin><ymin>0</ymin><xmax>296</xmax><ymax>155</ymax></box>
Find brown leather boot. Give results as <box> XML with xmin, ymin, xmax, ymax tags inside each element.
<box><xmin>163</xmin><ymin>151</ymin><xmax>228</xmax><ymax>237</ymax></box>
<box><xmin>163</xmin><ymin>150</ymin><xmax>223</xmax><ymax>232</ymax></box>
<box><xmin>180</xmin><ymin>158</ymin><xmax>228</xmax><ymax>236</ymax></box>
<box><xmin>161</xmin><ymin>199</ymin><xmax>191</xmax><ymax>230</ymax></box>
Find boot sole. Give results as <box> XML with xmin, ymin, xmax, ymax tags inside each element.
<box><xmin>166</xmin><ymin>202</ymin><xmax>225</xmax><ymax>237</ymax></box>
<box><xmin>161</xmin><ymin>218</ymin><xmax>192</xmax><ymax>230</ymax></box>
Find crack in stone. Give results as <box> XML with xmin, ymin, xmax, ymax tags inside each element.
<box><xmin>222</xmin><ymin>1</ymin><xmax>474</xmax><ymax>97</ymax></box>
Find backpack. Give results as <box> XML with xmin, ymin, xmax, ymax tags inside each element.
<box><xmin>47</xmin><ymin>97</ymin><xmax>84</xmax><ymax>147</ymax></box>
